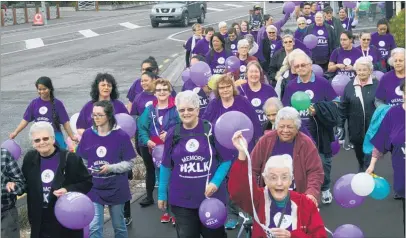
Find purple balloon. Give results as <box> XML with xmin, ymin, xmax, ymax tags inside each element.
<box><xmin>190</xmin><ymin>61</ymin><xmax>212</xmax><ymax>87</ymax></box>
<box><xmin>283</xmin><ymin>2</ymin><xmax>296</xmax><ymax>14</ymax></box>
<box><xmin>333</xmin><ymin>174</ymin><xmax>365</xmax><ymax>208</ymax></box>
<box><xmin>331</xmin><ymin>140</ymin><xmax>340</xmax><ymax>156</ymax></box>
<box><xmin>214</xmin><ymin>111</ymin><xmax>254</xmax><ymax>150</ymax></box>
<box><xmin>343</xmin><ymin>1</ymin><xmax>357</xmax><ymax>9</ymax></box>
<box><xmin>316</xmin><ymin>5</ymin><xmax>321</xmax><ymax>11</ymax></box>
<box><xmin>373</xmin><ymin>71</ymin><xmax>384</xmax><ymax>81</ymax></box>
<box><xmin>303</xmin><ymin>34</ymin><xmax>318</xmax><ymax>49</ymax></box>
<box><xmin>55</xmin><ymin>192</ymin><xmax>95</xmax><ymax>229</ymax></box>
<box><xmin>225</xmin><ymin>56</ymin><xmax>240</xmax><ymax>73</ymax></box>
<box><xmin>115</xmin><ymin>113</ymin><xmax>136</xmax><ymax>138</ymax></box>
<box><xmin>331</xmin><ymin>74</ymin><xmax>351</xmax><ymax>97</ymax></box>
<box><xmin>1</xmin><ymin>139</ymin><xmax>22</xmax><ymax>160</ymax></box>
<box><xmin>377</xmin><ymin>2</ymin><xmax>385</xmax><ymax>9</ymax></box>
<box><xmin>152</xmin><ymin>144</ymin><xmax>164</xmax><ymax>167</ymax></box>
<box><xmin>83</xmin><ymin>225</ymin><xmax>89</xmax><ymax>238</ymax></box>
<box><xmin>294</xmin><ymin>1</ymin><xmax>302</xmax><ymax>6</ymax></box>
<box><xmin>312</xmin><ymin>64</ymin><xmax>324</xmax><ymax>78</ymax></box>
<box><xmin>199</xmin><ymin>198</ymin><xmax>227</xmax><ymax>229</ymax></box>
<box><xmin>333</xmin><ymin>224</ymin><xmax>364</xmax><ymax>238</ymax></box>
<box><xmin>182</xmin><ymin>68</ymin><xmax>191</xmax><ymax>82</ymax></box>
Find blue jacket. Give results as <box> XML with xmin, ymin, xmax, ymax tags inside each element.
<box><xmin>363</xmin><ymin>104</ymin><xmax>391</xmax><ymax>155</ymax></box>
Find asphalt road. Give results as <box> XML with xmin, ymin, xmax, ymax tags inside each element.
<box><xmin>2</xmin><ymin>2</ymin><xmax>398</xmax><ymax>238</ymax></box>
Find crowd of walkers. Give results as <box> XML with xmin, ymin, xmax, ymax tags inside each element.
<box><xmin>1</xmin><ymin>1</ymin><xmax>405</xmax><ymax>238</ymax></box>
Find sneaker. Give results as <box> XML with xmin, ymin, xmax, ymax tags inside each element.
<box><xmin>171</xmin><ymin>217</ymin><xmax>176</xmax><ymax>226</ymax></box>
<box><xmin>321</xmin><ymin>189</ymin><xmax>333</xmax><ymax>204</ymax></box>
<box><xmin>394</xmin><ymin>193</ymin><xmax>402</xmax><ymax>200</ymax></box>
<box><xmin>160</xmin><ymin>213</ymin><xmax>171</xmax><ymax>223</ymax></box>
<box><xmin>225</xmin><ymin>218</ymin><xmax>239</xmax><ymax>230</ymax></box>
<box><xmin>139</xmin><ymin>197</ymin><xmax>154</xmax><ymax>207</ymax></box>
<box><xmin>125</xmin><ymin>217</ymin><xmax>132</xmax><ymax>226</ymax></box>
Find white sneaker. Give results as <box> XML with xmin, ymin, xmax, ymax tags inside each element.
<box><xmin>321</xmin><ymin>189</ymin><xmax>333</xmax><ymax>204</ymax></box>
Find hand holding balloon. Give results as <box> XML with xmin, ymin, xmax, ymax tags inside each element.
<box><xmin>231</xmin><ymin>130</ymin><xmax>248</xmax><ymax>160</ymax></box>
<box><xmin>53</xmin><ymin>188</ymin><xmax>68</xmax><ymax>197</ymax></box>
<box><xmin>205</xmin><ymin>183</ymin><xmax>218</xmax><ymax>197</ymax></box>
<box><xmin>147</xmin><ymin>140</ymin><xmax>156</xmax><ymax>149</ymax></box>
<box><xmin>309</xmin><ymin>105</ymin><xmax>316</xmax><ymax>116</ymax></box>
<box><xmin>335</xmin><ymin>64</ymin><xmax>346</xmax><ymax>70</ymax></box>
<box><xmin>9</xmin><ymin>132</ymin><xmax>17</xmax><ymax>139</ymax></box>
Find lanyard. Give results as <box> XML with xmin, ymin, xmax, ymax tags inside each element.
<box><xmin>361</xmin><ymin>47</ymin><xmax>370</xmax><ymax>57</ymax></box>
<box><xmin>275</xmin><ymin>195</ymin><xmax>289</xmax><ymax>228</ymax></box>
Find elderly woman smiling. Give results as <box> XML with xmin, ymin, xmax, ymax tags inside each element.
<box><xmin>228</xmin><ymin>138</ymin><xmax>327</xmax><ymax>237</ymax></box>
<box><xmin>158</xmin><ymin>91</ymin><xmax>231</xmax><ymax>238</ymax></box>
<box><xmin>251</xmin><ymin>107</ymin><xmax>324</xmax><ymax>206</ymax></box>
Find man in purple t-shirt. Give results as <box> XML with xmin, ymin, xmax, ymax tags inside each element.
<box><xmin>192</xmin><ymin>27</ymin><xmax>214</xmax><ymax>57</ymax></box>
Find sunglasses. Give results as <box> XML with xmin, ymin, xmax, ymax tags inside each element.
<box><xmin>284</xmin><ymin>40</ymin><xmax>293</xmax><ymax>44</ymax></box>
<box><xmin>293</xmin><ymin>63</ymin><xmax>310</xmax><ymax>69</ymax></box>
<box><xmin>267</xmin><ymin>32</ymin><xmax>276</xmax><ymax>34</ymax></box>
<box><xmin>155</xmin><ymin>88</ymin><xmax>169</xmax><ymax>92</ymax></box>
<box><xmin>178</xmin><ymin>108</ymin><xmax>196</xmax><ymax>113</ymax></box>
<box><xmin>33</xmin><ymin>137</ymin><xmax>50</xmax><ymax>143</ymax></box>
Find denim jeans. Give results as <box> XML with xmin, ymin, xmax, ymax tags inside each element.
<box><xmin>319</xmin><ymin>153</ymin><xmax>332</xmax><ymax>191</ymax></box>
<box><xmin>89</xmin><ymin>203</ymin><xmax>128</xmax><ymax>238</ymax></box>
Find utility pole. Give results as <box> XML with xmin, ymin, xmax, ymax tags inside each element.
<box><xmin>41</xmin><ymin>1</ymin><xmax>47</xmax><ymax>25</ymax></box>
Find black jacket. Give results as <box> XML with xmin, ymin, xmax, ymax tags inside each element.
<box><xmin>22</xmin><ymin>148</ymin><xmax>93</xmax><ymax>238</ymax></box>
<box><xmin>268</xmin><ymin>49</ymin><xmax>287</xmax><ymax>87</ymax></box>
<box><xmin>304</xmin><ymin>23</ymin><xmax>337</xmax><ymax>64</ymax></box>
<box><xmin>308</xmin><ymin>101</ymin><xmax>339</xmax><ymax>157</ymax></box>
<box><xmin>339</xmin><ymin>78</ymin><xmax>379</xmax><ymax>144</ymax></box>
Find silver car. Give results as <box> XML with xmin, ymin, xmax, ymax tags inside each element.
<box><xmin>150</xmin><ymin>1</ymin><xmax>206</xmax><ymax>28</ymax></box>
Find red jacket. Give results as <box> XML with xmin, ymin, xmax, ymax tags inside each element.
<box><xmin>252</xmin><ymin>130</ymin><xmax>324</xmax><ymax>200</ymax></box>
<box><xmin>228</xmin><ymin>160</ymin><xmax>327</xmax><ymax>238</ymax></box>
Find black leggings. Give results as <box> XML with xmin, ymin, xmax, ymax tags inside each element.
<box><xmin>140</xmin><ymin>146</ymin><xmax>155</xmax><ymax>199</ymax></box>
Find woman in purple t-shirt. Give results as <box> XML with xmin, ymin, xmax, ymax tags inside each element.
<box><xmin>370</xmin><ymin>19</ymin><xmax>397</xmax><ymax>72</ymax></box>
<box><xmin>10</xmin><ymin>77</ymin><xmax>76</xmax><ymax>149</ymax></box>
<box><xmin>76</xmin><ymin>73</ymin><xmax>128</xmax><ymax>136</ymax></box>
<box><xmin>205</xmin><ymin>32</ymin><xmax>232</xmax><ymax>75</ymax></box>
<box><xmin>240</xmin><ymin>20</ymin><xmax>250</xmax><ymax>37</ymax></box>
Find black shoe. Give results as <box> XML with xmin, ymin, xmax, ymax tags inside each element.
<box><xmin>139</xmin><ymin>197</ymin><xmax>154</xmax><ymax>207</ymax></box>
<box><xmin>125</xmin><ymin>217</ymin><xmax>132</xmax><ymax>226</ymax></box>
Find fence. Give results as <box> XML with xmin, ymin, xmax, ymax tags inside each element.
<box><xmin>1</xmin><ymin>5</ymin><xmax>60</xmax><ymax>27</ymax></box>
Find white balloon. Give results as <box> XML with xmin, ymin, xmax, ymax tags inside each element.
<box><xmin>69</xmin><ymin>113</ymin><xmax>80</xmax><ymax>135</ymax></box>
<box><xmin>351</xmin><ymin>172</ymin><xmax>375</xmax><ymax>196</ymax></box>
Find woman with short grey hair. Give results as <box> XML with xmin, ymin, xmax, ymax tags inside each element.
<box><xmin>249</xmin><ymin>106</ymin><xmax>324</xmax><ymax>206</ymax></box>
<box><xmin>338</xmin><ymin>56</ymin><xmax>379</xmax><ymax>172</ymax></box>
<box><xmin>158</xmin><ymin>90</ymin><xmax>232</xmax><ymax>237</ymax></box>
<box><xmin>22</xmin><ymin>121</ymin><xmax>92</xmax><ymax>238</ymax></box>
<box><xmin>231</xmin><ymin>39</ymin><xmax>258</xmax><ymax>82</ymax></box>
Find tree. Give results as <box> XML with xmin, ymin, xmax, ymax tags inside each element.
<box><xmin>389</xmin><ymin>9</ymin><xmax>405</xmax><ymax>48</ymax></box>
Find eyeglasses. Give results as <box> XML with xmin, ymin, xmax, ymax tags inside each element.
<box><xmin>298</xmin><ymin>23</ymin><xmax>306</xmax><ymax>25</ymax></box>
<box><xmin>91</xmin><ymin>114</ymin><xmax>106</xmax><ymax>118</ymax></box>
<box><xmin>266</xmin><ymin>175</ymin><xmax>291</xmax><ymax>183</ymax></box>
<box><xmin>283</xmin><ymin>40</ymin><xmax>293</xmax><ymax>44</ymax></box>
<box><xmin>267</xmin><ymin>32</ymin><xmax>276</xmax><ymax>34</ymax></box>
<box><xmin>155</xmin><ymin>88</ymin><xmax>169</xmax><ymax>92</ymax></box>
<box><xmin>362</xmin><ymin>38</ymin><xmax>371</xmax><ymax>41</ymax></box>
<box><xmin>33</xmin><ymin>137</ymin><xmax>50</xmax><ymax>143</ymax></box>
<box><xmin>178</xmin><ymin>108</ymin><xmax>196</xmax><ymax>113</ymax></box>
<box><xmin>218</xmin><ymin>85</ymin><xmax>232</xmax><ymax>90</ymax></box>
<box><xmin>293</xmin><ymin>63</ymin><xmax>310</xmax><ymax>69</ymax></box>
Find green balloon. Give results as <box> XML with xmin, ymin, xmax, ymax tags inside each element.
<box><xmin>291</xmin><ymin>91</ymin><xmax>311</xmax><ymax>111</ymax></box>
<box><xmin>359</xmin><ymin>1</ymin><xmax>371</xmax><ymax>11</ymax></box>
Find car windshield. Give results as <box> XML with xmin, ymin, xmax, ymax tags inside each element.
<box><xmin>160</xmin><ymin>1</ymin><xmax>186</xmax><ymax>4</ymax></box>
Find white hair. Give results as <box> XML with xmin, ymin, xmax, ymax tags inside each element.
<box><xmin>292</xmin><ymin>53</ymin><xmax>312</xmax><ymax>66</ymax></box>
<box><xmin>354</xmin><ymin>56</ymin><xmax>374</xmax><ymax>71</ymax></box>
<box><xmin>175</xmin><ymin>90</ymin><xmax>200</xmax><ymax>109</ymax></box>
<box><xmin>275</xmin><ymin>107</ymin><xmax>301</xmax><ymax>129</ymax></box>
<box><xmin>262</xmin><ymin>154</ymin><xmax>294</xmax><ymax>178</ymax></box>
<box><xmin>237</xmin><ymin>39</ymin><xmax>250</xmax><ymax>49</ymax></box>
<box><xmin>388</xmin><ymin>48</ymin><xmax>405</xmax><ymax>66</ymax></box>
<box><xmin>297</xmin><ymin>17</ymin><xmax>306</xmax><ymax>24</ymax></box>
<box><xmin>315</xmin><ymin>11</ymin><xmax>324</xmax><ymax>19</ymax></box>
<box><xmin>266</xmin><ymin>25</ymin><xmax>278</xmax><ymax>33</ymax></box>
<box><xmin>218</xmin><ymin>21</ymin><xmax>227</xmax><ymax>29</ymax></box>
<box><xmin>29</xmin><ymin>121</ymin><xmax>55</xmax><ymax>141</ymax></box>
<box><xmin>263</xmin><ymin>97</ymin><xmax>283</xmax><ymax>113</ymax></box>
<box><xmin>282</xmin><ymin>34</ymin><xmax>294</xmax><ymax>41</ymax></box>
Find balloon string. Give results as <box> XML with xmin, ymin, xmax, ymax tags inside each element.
<box><xmin>204</xmin><ymin>124</ymin><xmax>214</xmax><ymax>199</ymax></box>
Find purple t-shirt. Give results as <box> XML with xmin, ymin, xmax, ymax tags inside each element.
<box><xmin>192</xmin><ymin>38</ymin><xmax>210</xmax><ymax>56</ymax></box>
<box><xmin>375</xmin><ymin>70</ymin><xmax>405</xmax><ymax>106</ymax></box>
<box><xmin>205</xmin><ymin>50</ymin><xmax>230</xmax><ymax>74</ymax></box>
<box><xmin>23</xmin><ymin>97</ymin><xmax>69</xmax><ymax>132</ymax></box>
<box><xmin>126</xmin><ymin>78</ymin><xmax>143</xmax><ymax>102</ymax></box>
<box><xmin>282</xmin><ymin>75</ymin><xmax>337</xmax><ymax>125</ymax></box>
<box><xmin>371</xmin><ymin>105</ymin><xmax>405</xmax><ymax>197</ymax></box>
<box><xmin>329</xmin><ymin>47</ymin><xmax>363</xmax><ymax>80</ymax></box>
<box><xmin>239</xmin><ymin>83</ymin><xmax>277</xmax><ymax>123</ymax></box>
<box><xmin>294</xmin><ymin>29</ymin><xmax>306</xmax><ymax>42</ymax></box>
<box><xmin>130</xmin><ymin>91</ymin><xmax>155</xmax><ymax>116</ymax></box>
<box><xmin>40</xmin><ymin>153</ymin><xmax>59</xmax><ymax>206</ymax></box>
<box><xmin>182</xmin><ymin>80</ymin><xmax>209</xmax><ymax>117</ymax></box>
<box><xmin>185</xmin><ymin>36</ymin><xmax>201</xmax><ymax>52</ymax></box>
<box><xmin>311</xmin><ymin>25</ymin><xmax>330</xmax><ymax>62</ymax></box>
<box><xmin>268</xmin><ymin>198</ymin><xmax>293</xmax><ymax>230</ymax></box>
<box><xmin>304</xmin><ymin>14</ymin><xmax>315</xmax><ymax>25</ymax></box>
<box><xmin>340</xmin><ymin>17</ymin><xmax>354</xmax><ymax>31</ymax></box>
<box><xmin>268</xmin><ymin>39</ymin><xmax>279</xmax><ymax>58</ymax></box>
<box><xmin>370</xmin><ymin>32</ymin><xmax>397</xmax><ymax>60</ymax></box>
<box><xmin>77</xmin><ymin>128</ymin><xmax>136</xmax><ymax>205</ymax></box>
<box><xmin>162</xmin><ymin>119</ymin><xmax>231</xmax><ymax>208</ymax></box>
<box><xmin>228</xmin><ymin>39</ymin><xmax>238</xmax><ymax>55</ymax></box>
<box><xmin>76</xmin><ymin>100</ymin><xmax>128</xmax><ymax>130</ymax></box>
<box><xmin>356</xmin><ymin>45</ymin><xmax>382</xmax><ymax>63</ymax></box>
<box><xmin>270</xmin><ymin>138</ymin><xmax>296</xmax><ymax>190</ymax></box>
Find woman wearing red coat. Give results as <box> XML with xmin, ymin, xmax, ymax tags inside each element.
<box><xmin>228</xmin><ymin>131</ymin><xmax>327</xmax><ymax>238</ymax></box>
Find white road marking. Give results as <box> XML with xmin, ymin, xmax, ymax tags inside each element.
<box><xmin>25</xmin><ymin>38</ymin><xmax>44</xmax><ymax>49</ymax></box>
<box><xmin>170</xmin><ymin>53</ymin><xmax>179</xmax><ymax>58</ymax></box>
<box><xmin>119</xmin><ymin>22</ymin><xmax>141</xmax><ymax>29</ymax></box>
<box><xmin>224</xmin><ymin>4</ymin><xmax>244</xmax><ymax>8</ymax></box>
<box><xmin>78</xmin><ymin>29</ymin><xmax>99</xmax><ymax>38</ymax></box>
<box><xmin>207</xmin><ymin>7</ymin><xmax>224</xmax><ymax>12</ymax></box>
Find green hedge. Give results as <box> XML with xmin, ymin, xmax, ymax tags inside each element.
<box><xmin>389</xmin><ymin>9</ymin><xmax>405</xmax><ymax>48</ymax></box>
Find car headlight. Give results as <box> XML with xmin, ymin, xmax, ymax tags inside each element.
<box><xmin>151</xmin><ymin>8</ymin><xmax>157</xmax><ymax>13</ymax></box>
<box><xmin>175</xmin><ymin>8</ymin><xmax>184</xmax><ymax>13</ymax></box>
